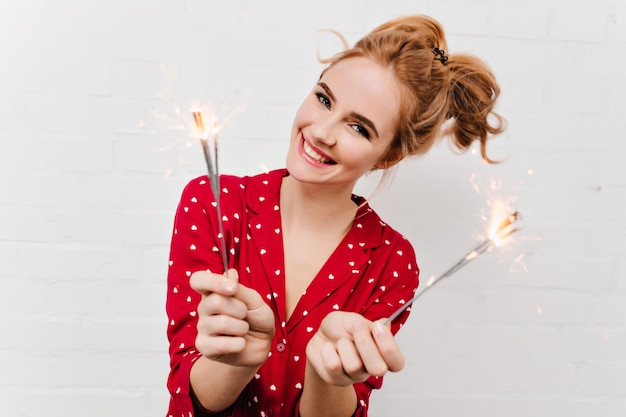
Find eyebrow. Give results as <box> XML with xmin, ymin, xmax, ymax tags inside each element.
<box><xmin>317</xmin><ymin>82</ymin><xmax>380</xmax><ymax>139</ymax></box>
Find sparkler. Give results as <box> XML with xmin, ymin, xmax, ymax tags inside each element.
<box><xmin>385</xmin><ymin>210</ymin><xmax>523</xmax><ymax>324</ymax></box>
<box><xmin>192</xmin><ymin>110</ymin><xmax>228</xmax><ymax>272</ymax></box>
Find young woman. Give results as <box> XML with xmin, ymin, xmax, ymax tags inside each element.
<box><xmin>166</xmin><ymin>14</ymin><xmax>504</xmax><ymax>417</ymax></box>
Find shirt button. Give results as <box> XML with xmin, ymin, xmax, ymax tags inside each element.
<box><xmin>266</xmin><ymin>409</ymin><xmax>274</xmax><ymax>416</ymax></box>
<box><xmin>276</xmin><ymin>342</ymin><xmax>286</xmax><ymax>352</ymax></box>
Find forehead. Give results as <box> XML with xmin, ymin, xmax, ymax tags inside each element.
<box><xmin>320</xmin><ymin>57</ymin><xmax>401</xmax><ymax>139</ymax></box>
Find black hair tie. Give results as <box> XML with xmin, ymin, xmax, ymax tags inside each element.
<box><xmin>433</xmin><ymin>47</ymin><xmax>449</xmax><ymax>65</ymax></box>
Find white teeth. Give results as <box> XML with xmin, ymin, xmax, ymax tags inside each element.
<box><xmin>303</xmin><ymin>141</ymin><xmax>328</xmax><ymax>163</ymax></box>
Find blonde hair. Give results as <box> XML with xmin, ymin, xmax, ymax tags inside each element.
<box><xmin>320</xmin><ymin>14</ymin><xmax>505</xmax><ymax>167</ymax></box>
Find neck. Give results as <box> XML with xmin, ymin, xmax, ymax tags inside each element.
<box><xmin>280</xmin><ymin>176</ymin><xmax>359</xmax><ymax>231</ymax></box>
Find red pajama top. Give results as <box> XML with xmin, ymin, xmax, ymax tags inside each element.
<box><xmin>166</xmin><ymin>169</ymin><xmax>419</xmax><ymax>417</ymax></box>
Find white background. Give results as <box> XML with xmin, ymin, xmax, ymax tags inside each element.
<box><xmin>1</xmin><ymin>0</ymin><xmax>625</xmax><ymax>416</ymax></box>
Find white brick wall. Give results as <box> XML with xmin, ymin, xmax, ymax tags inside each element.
<box><xmin>0</xmin><ymin>0</ymin><xmax>624</xmax><ymax>415</ymax></box>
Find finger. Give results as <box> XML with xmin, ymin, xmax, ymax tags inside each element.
<box><xmin>319</xmin><ymin>341</ymin><xmax>352</xmax><ymax>386</ymax></box>
<box><xmin>232</xmin><ymin>283</ymin><xmax>267</xmax><ymax>311</ymax></box>
<box><xmin>202</xmin><ymin>313</ymin><xmax>250</xmax><ymax>337</ymax></box>
<box><xmin>219</xmin><ymin>268</ymin><xmax>266</xmax><ymax>314</ymax></box>
<box><xmin>235</xmin><ymin>286</ymin><xmax>275</xmax><ymax>335</ymax></box>
<box><xmin>318</xmin><ymin>311</ymin><xmax>357</xmax><ymax>342</ymax></box>
<box><xmin>199</xmin><ymin>292</ymin><xmax>248</xmax><ymax>319</ymax></box>
<box><xmin>336</xmin><ymin>338</ymin><xmax>368</xmax><ymax>381</ymax></box>
<box><xmin>352</xmin><ymin>319</ymin><xmax>388</xmax><ymax>377</ymax></box>
<box><xmin>224</xmin><ymin>268</ymin><xmax>239</xmax><ymax>283</ymax></box>
<box><xmin>372</xmin><ymin>320</ymin><xmax>405</xmax><ymax>372</ymax></box>
<box><xmin>196</xmin><ymin>335</ymin><xmax>246</xmax><ymax>357</ymax></box>
<box><xmin>190</xmin><ymin>270</ymin><xmax>237</xmax><ymax>295</ymax></box>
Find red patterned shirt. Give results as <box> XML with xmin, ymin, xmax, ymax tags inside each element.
<box><xmin>166</xmin><ymin>169</ymin><xmax>419</xmax><ymax>417</ymax></box>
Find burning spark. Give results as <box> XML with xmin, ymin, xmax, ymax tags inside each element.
<box><xmin>491</xmin><ymin>211</ymin><xmax>521</xmax><ymax>246</ymax></box>
<box><xmin>192</xmin><ymin>111</ymin><xmax>206</xmax><ymax>134</ymax></box>
<box><xmin>536</xmin><ymin>302</ymin><xmax>543</xmax><ymax>316</ymax></box>
<box><xmin>426</xmin><ymin>275</ymin><xmax>436</xmax><ymax>287</ymax></box>
<box><xmin>193</xmin><ymin>110</ymin><xmax>228</xmax><ymax>272</ymax></box>
<box><xmin>510</xmin><ymin>252</ymin><xmax>528</xmax><ymax>274</ymax></box>
<box><xmin>489</xmin><ymin>178</ymin><xmax>502</xmax><ymax>192</ymax></box>
<box><xmin>465</xmin><ymin>251</ymin><xmax>479</xmax><ymax>261</ymax></box>
<box><xmin>469</xmin><ymin>173</ymin><xmax>482</xmax><ymax>195</ymax></box>
<box><xmin>385</xmin><ymin>206</ymin><xmax>524</xmax><ymax>324</ymax></box>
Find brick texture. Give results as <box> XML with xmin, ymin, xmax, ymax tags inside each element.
<box><xmin>0</xmin><ymin>1</ymin><xmax>624</xmax><ymax>416</ymax></box>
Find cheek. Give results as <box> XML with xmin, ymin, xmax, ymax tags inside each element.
<box><xmin>294</xmin><ymin>96</ymin><xmax>321</xmax><ymax>125</ymax></box>
<box><xmin>361</xmin><ymin>145</ymin><xmax>391</xmax><ymax>169</ymax></box>
<box><xmin>339</xmin><ymin>140</ymin><xmax>376</xmax><ymax>168</ymax></box>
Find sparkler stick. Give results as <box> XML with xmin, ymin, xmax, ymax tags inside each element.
<box><xmin>193</xmin><ymin>110</ymin><xmax>229</xmax><ymax>272</ymax></box>
<box><xmin>385</xmin><ymin>211</ymin><xmax>523</xmax><ymax>324</ymax></box>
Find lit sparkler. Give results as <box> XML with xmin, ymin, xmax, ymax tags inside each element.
<box><xmin>192</xmin><ymin>110</ymin><xmax>228</xmax><ymax>272</ymax></box>
<box><xmin>385</xmin><ymin>209</ymin><xmax>523</xmax><ymax>324</ymax></box>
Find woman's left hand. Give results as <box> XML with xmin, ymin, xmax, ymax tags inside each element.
<box><xmin>305</xmin><ymin>311</ymin><xmax>405</xmax><ymax>386</ymax></box>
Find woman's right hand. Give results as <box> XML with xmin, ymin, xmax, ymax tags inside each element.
<box><xmin>190</xmin><ymin>268</ymin><xmax>276</xmax><ymax>368</ymax></box>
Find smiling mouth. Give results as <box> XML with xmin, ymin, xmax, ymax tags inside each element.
<box><xmin>302</xmin><ymin>139</ymin><xmax>336</xmax><ymax>165</ymax></box>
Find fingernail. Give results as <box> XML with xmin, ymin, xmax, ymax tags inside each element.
<box><xmin>222</xmin><ymin>282</ymin><xmax>235</xmax><ymax>292</ymax></box>
<box><xmin>374</xmin><ymin>321</ymin><xmax>387</xmax><ymax>337</ymax></box>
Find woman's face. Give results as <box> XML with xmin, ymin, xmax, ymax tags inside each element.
<box><xmin>286</xmin><ymin>56</ymin><xmax>401</xmax><ymax>192</ymax></box>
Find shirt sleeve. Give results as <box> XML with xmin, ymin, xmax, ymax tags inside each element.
<box><xmin>363</xmin><ymin>234</ymin><xmax>420</xmax><ymax>331</ymax></box>
<box><xmin>354</xmin><ymin>234</ymin><xmax>421</xmax><ymax>415</ymax></box>
<box><xmin>166</xmin><ymin>177</ymin><xmax>230</xmax><ymax>416</ymax></box>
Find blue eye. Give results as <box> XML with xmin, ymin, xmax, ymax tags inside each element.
<box><xmin>316</xmin><ymin>92</ymin><xmax>331</xmax><ymax>108</ymax></box>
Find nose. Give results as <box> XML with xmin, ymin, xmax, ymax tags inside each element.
<box><xmin>310</xmin><ymin>117</ymin><xmax>337</xmax><ymax>148</ymax></box>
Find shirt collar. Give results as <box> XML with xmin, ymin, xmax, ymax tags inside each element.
<box><xmin>244</xmin><ymin>168</ymin><xmax>384</xmax><ymax>250</ymax></box>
